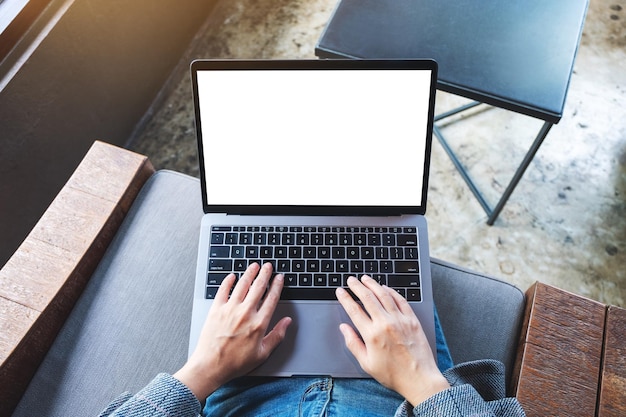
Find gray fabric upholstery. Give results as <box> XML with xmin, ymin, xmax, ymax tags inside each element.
<box><xmin>431</xmin><ymin>259</ymin><xmax>525</xmax><ymax>387</ymax></box>
<box><xmin>14</xmin><ymin>171</ymin><xmax>203</xmax><ymax>417</ymax></box>
<box><xmin>14</xmin><ymin>170</ymin><xmax>525</xmax><ymax>416</ymax></box>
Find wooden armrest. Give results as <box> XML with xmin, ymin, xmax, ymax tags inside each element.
<box><xmin>0</xmin><ymin>141</ymin><xmax>154</xmax><ymax>415</ymax></box>
<box><xmin>598</xmin><ymin>306</ymin><xmax>626</xmax><ymax>417</ymax></box>
<box><xmin>512</xmin><ymin>282</ymin><xmax>625</xmax><ymax>416</ymax></box>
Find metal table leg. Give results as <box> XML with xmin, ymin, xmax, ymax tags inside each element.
<box><xmin>487</xmin><ymin>121</ymin><xmax>553</xmax><ymax>225</ymax></box>
<box><xmin>434</xmin><ymin>102</ymin><xmax>553</xmax><ymax>225</ymax></box>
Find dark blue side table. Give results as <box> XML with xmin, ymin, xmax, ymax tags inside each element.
<box><xmin>316</xmin><ymin>0</ymin><xmax>589</xmax><ymax>224</ymax></box>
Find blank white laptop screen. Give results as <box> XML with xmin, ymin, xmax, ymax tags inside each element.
<box><xmin>196</xmin><ymin>68</ymin><xmax>432</xmax><ymax>208</ymax></box>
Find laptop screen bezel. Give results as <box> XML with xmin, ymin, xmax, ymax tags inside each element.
<box><xmin>191</xmin><ymin>59</ymin><xmax>437</xmax><ymax>216</ymax></box>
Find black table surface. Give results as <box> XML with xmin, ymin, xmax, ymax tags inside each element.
<box><xmin>316</xmin><ymin>0</ymin><xmax>589</xmax><ymax>123</ymax></box>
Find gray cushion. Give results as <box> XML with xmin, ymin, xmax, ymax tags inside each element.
<box><xmin>14</xmin><ymin>170</ymin><xmax>524</xmax><ymax>416</ymax></box>
<box><xmin>431</xmin><ymin>258</ymin><xmax>525</xmax><ymax>387</ymax></box>
<box><xmin>14</xmin><ymin>171</ymin><xmax>203</xmax><ymax>417</ymax></box>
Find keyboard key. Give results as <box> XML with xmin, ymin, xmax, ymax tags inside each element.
<box><xmin>350</xmin><ymin>260</ymin><xmax>364</xmax><ymax>274</ymax></box>
<box><xmin>372</xmin><ymin>274</ymin><xmax>387</xmax><ymax>286</ymax></box>
<box><xmin>382</xmin><ymin>234</ymin><xmax>395</xmax><ymax>245</ymax></box>
<box><xmin>289</xmin><ymin>247</ymin><xmax>302</xmax><ymax>258</ymax></box>
<box><xmin>240</xmin><ymin>233</ymin><xmax>252</xmax><ymax>244</ymax></box>
<box><xmin>394</xmin><ymin>261</ymin><xmax>420</xmax><ymax>273</ymax></box>
<box><xmin>234</xmin><ymin>260</ymin><xmax>247</xmax><ymax>271</ymax></box>
<box><xmin>380</xmin><ymin>261</ymin><xmax>393</xmax><ymax>273</ymax></box>
<box><xmin>361</xmin><ymin>247</ymin><xmax>374</xmax><ymax>259</ymax></box>
<box><xmin>307</xmin><ymin>260</ymin><xmax>320</xmax><ymax>272</ymax></box>
<box><xmin>206</xmin><ymin>286</ymin><xmax>219</xmax><ymax>299</ymax></box>
<box><xmin>368</xmin><ymin>234</ymin><xmax>381</xmax><ymax>246</ymax></box>
<box><xmin>210</xmin><ymin>246</ymin><xmax>230</xmax><ymax>258</ymax></box>
<box><xmin>209</xmin><ymin>259</ymin><xmax>232</xmax><ymax>271</ymax></box>
<box><xmin>299</xmin><ymin>274</ymin><xmax>313</xmax><ymax>286</ymax></box>
<box><xmin>303</xmin><ymin>247</ymin><xmax>316</xmax><ymax>258</ymax></box>
<box><xmin>388</xmin><ymin>274</ymin><xmax>420</xmax><ymax>287</ymax></box>
<box><xmin>329</xmin><ymin>274</ymin><xmax>342</xmax><ymax>286</ymax></box>
<box><xmin>207</xmin><ymin>273</ymin><xmax>228</xmax><ymax>285</ymax></box>
<box><xmin>254</xmin><ymin>233</ymin><xmax>266</xmax><ymax>244</ymax></box>
<box><xmin>314</xmin><ymin>274</ymin><xmax>327</xmax><ymax>286</ymax></box>
<box><xmin>284</xmin><ymin>274</ymin><xmax>297</xmax><ymax>286</ymax></box>
<box><xmin>225</xmin><ymin>233</ymin><xmax>238</xmax><ymax>244</ymax></box>
<box><xmin>365</xmin><ymin>261</ymin><xmax>379</xmax><ymax>273</ymax></box>
<box><xmin>375</xmin><ymin>247</ymin><xmax>389</xmax><ymax>259</ymax></box>
<box><xmin>211</xmin><ymin>233</ymin><xmax>225</xmax><ymax>244</ymax></box>
<box><xmin>282</xmin><ymin>233</ymin><xmax>295</xmax><ymax>245</ymax></box>
<box><xmin>293</xmin><ymin>260</ymin><xmax>306</xmax><ymax>272</ymax></box>
<box><xmin>231</xmin><ymin>246</ymin><xmax>245</xmax><ymax>258</ymax></box>
<box><xmin>325</xmin><ymin>233</ymin><xmax>338</xmax><ymax>245</ymax></box>
<box><xmin>394</xmin><ymin>288</ymin><xmax>407</xmax><ymax>298</ymax></box>
<box><xmin>318</xmin><ymin>247</ymin><xmax>331</xmax><ymax>258</ymax></box>
<box><xmin>391</xmin><ymin>248</ymin><xmax>404</xmax><ymax>259</ymax></box>
<box><xmin>277</xmin><ymin>260</ymin><xmax>290</xmax><ymax>272</ymax></box>
<box><xmin>407</xmin><ymin>288</ymin><xmax>421</xmax><ymax>301</ymax></box>
<box><xmin>336</xmin><ymin>260</ymin><xmax>349</xmax><ymax>272</ymax></box>
<box><xmin>268</xmin><ymin>233</ymin><xmax>280</xmax><ymax>244</ymax></box>
<box><xmin>347</xmin><ymin>247</ymin><xmax>360</xmax><ymax>259</ymax></box>
<box><xmin>332</xmin><ymin>247</ymin><xmax>346</xmax><ymax>259</ymax></box>
<box><xmin>281</xmin><ymin>287</ymin><xmax>338</xmax><ymax>300</ymax></box>
<box><xmin>397</xmin><ymin>234</ymin><xmax>418</xmax><ymax>246</ymax></box>
<box><xmin>321</xmin><ymin>260</ymin><xmax>334</xmax><ymax>272</ymax></box>
<box><xmin>311</xmin><ymin>233</ymin><xmax>324</xmax><ymax>245</ymax></box>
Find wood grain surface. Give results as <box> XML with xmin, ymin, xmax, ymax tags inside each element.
<box><xmin>0</xmin><ymin>141</ymin><xmax>154</xmax><ymax>416</ymax></box>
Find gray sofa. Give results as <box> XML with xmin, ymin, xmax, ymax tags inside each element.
<box><xmin>12</xmin><ymin>170</ymin><xmax>526</xmax><ymax>416</ymax></box>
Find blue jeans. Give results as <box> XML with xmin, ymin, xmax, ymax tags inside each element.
<box><xmin>204</xmin><ymin>307</ymin><xmax>453</xmax><ymax>416</ymax></box>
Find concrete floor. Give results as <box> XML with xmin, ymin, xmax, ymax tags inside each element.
<box><xmin>129</xmin><ymin>0</ymin><xmax>626</xmax><ymax>307</ymax></box>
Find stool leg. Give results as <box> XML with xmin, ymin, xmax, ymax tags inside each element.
<box><xmin>487</xmin><ymin>121</ymin><xmax>553</xmax><ymax>225</ymax></box>
<box><xmin>433</xmin><ymin>124</ymin><xmax>494</xmax><ymax>215</ymax></box>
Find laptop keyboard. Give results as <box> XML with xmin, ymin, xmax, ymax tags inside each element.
<box><xmin>206</xmin><ymin>226</ymin><xmax>421</xmax><ymax>302</ymax></box>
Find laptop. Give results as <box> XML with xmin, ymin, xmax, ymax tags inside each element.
<box><xmin>188</xmin><ymin>59</ymin><xmax>438</xmax><ymax>377</ymax></box>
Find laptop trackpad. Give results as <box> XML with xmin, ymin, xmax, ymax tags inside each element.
<box><xmin>249</xmin><ymin>301</ymin><xmax>367</xmax><ymax>378</ymax></box>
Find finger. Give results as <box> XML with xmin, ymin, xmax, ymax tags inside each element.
<box><xmin>385</xmin><ymin>285</ymin><xmax>416</xmax><ymax>316</ymax></box>
<box><xmin>346</xmin><ymin>276</ymin><xmax>386</xmax><ymax>318</ymax></box>
<box><xmin>230</xmin><ymin>262</ymin><xmax>260</xmax><ymax>302</ymax></box>
<box><xmin>336</xmin><ymin>286</ymin><xmax>371</xmax><ymax>330</ymax></box>
<box><xmin>258</xmin><ymin>273</ymin><xmax>284</xmax><ymax>317</ymax></box>
<box><xmin>245</xmin><ymin>262</ymin><xmax>274</xmax><ymax>303</ymax></box>
<box><xmin>214</xmin><ymin>273</ymin><xmax>237</xmax><ymax>304</ymax></box>
<box><xmin>360</xmin><ymin>275</ymin><xmax>399</xmax><ymax>313</ymax></box>
<box><xmin>339</xmin><ymin>323</ymin><xmax>368</xmax><ymax>365</ymax></box>
<box><xmin>260</xmin><ymin>316</ymin><xmax>292</xmax><ymax>357</ymax></box>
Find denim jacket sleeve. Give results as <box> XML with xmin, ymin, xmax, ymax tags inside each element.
<box><xmin>394</xmin><ymin>360</ymin><xmax>526</xmax><ymax>417</ymax></box>
<box><xmin>97</xmin><ymin>373</ymin><xmax>201</xmax><ymax>417</ymax></box>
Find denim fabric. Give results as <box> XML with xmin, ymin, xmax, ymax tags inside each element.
<box><xmin>204</xmin><ymin>307</ymin><xmax>453</xmax><ymax>416</ymax></box>
<box><xmin>204</xmin><ymin>377</ymin><xmax>406</xmax><ymax>417</ymax></box>
<box><xmin>434</xmin><ymin>306</ymin><xmax>454</xmax><ymax>372</ymax></box>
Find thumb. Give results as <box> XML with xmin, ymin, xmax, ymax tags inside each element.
<box><xmin>339</xmin><ymin>323</ymin><xmax>367</xmax><ymax>363</ymax></box>
<box><xmin>261</xmin><ymin>317</ymin><xmax>292</xmax><ymax>356</ymax></box>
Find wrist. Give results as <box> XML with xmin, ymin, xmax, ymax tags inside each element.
<box><xmin>173</xmin><ymin>362</ymin><xmax>221</xmax><ymax>402</ymax></box>
<box><xmin>404</xmin><ymin>373</ymin><xmax>451</xmax><ymax>407</ymax></box>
